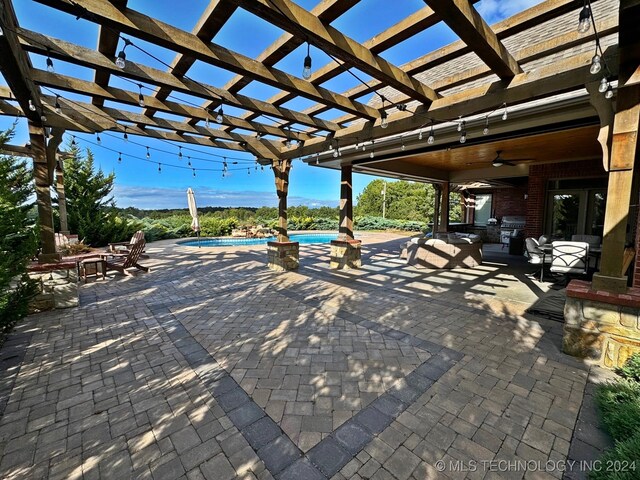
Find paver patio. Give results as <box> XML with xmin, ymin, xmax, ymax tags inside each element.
<box><xmin>0</xmin><ymin>234</ymin><xmax>615</xmax><ymax>480</ymax></box>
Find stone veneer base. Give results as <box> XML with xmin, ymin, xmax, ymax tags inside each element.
<box><xmin>267</xmin><ymin>241</ymin><xmax>299</xmax><ymax>272</ymax></box>
<box><xmin>330</xmin><ymin>239</ymin><xmax>362</xmax><ymax>270</ymax></box>
<box><xmin>564</xmin><ymin>280</ymin><xmax>640</xmax><ymax>369</ymax></box>
<box><xmin>27</xmin><ymin>262</ymin><xmax>79</xmax><ymax>313</ymax></box>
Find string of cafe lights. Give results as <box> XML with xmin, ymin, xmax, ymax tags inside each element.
<box><xmin>69</xmin><ymin>133</ymin><xmax>267</xmax><ymax>178</ymax></box>
<box><xmin>577</xmin><ymin>0</ymin><xmax>615</xmax><ymax>99</ymax></box>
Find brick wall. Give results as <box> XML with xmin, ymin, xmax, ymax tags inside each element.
<box><xmin>494</xmin><ymin>186</ymin><xmax>528</xmax><ymax>219</ymax></box>
<box><xmin>525</xmin><ymin>159</ymin><xmax>606</xmax><ymax>238</ymax></box>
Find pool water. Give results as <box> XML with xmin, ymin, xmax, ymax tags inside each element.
<box><xmin>178</xmin><ymin>233</ymin><xmax>343</xmax><ymax>247</ymax></box>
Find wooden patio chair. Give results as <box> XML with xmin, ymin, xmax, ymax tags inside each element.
<box><xmin>101</xmin><ymin>240</ymin><xmax>149</xmax><ymax>275</ymax></box>
<box><xmin>107</xmin><ymin>230</ymin><xmax>145</xmax><ymax>253</ymax></box>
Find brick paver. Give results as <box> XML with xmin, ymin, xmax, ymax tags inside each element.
<box><xmin>0</xmin><ymin>235</ymin><xmax>613</xmax><ymax>479</ymax></box>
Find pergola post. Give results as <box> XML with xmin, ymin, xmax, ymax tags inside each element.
<box><xmin>439</xmin><ymin>181</ymin><xmax>450</xmax><ymax>233</ymax></box>
<box><xmin>267</xmin><ymin>159</ymin><xmax>299</xmax><ymax>271</ymax></box>
<box><xmin>432</xmin><ymin>184</ymin><xmax>441</xmax><ymax>233</ymax></box>
<box><xmin>591</xmin><ymin>0</ymin><xmax>640</xmax><ymax>293</ymax></box>
<box><xmin>331</xmin><ymin>164</ymin><xmax>361</xmax><ymax>269</ymax></box>
<box><xmin>56</xmin><ymin>159</ymin><xmax>69</xmax><ymax>235</ymax></box>
<box><xmin>29</xmin><ymin>123</ymin><xmax>60</xmax><ymax>263</ymax></box>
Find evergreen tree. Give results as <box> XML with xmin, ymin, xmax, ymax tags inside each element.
<box><xmin>0</xmin><ymin>126</ymin><xmax>38</xmax><ymax>335</ymax></box>
<box><xmin>61</xmin><ymin>143</ymin><xmax>132</xmax><ymax>246</ymax></box>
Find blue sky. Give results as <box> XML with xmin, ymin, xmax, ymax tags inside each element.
<box><xmin>0</xmin><ymin>0</ymin><xmax>541</xmax><ymax>210</ymax></box>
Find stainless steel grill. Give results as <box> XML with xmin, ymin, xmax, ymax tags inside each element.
<box><xmin>500</xmin><ymin>216</ymin><xmax>526</xmax><ymax>245</ymax></box>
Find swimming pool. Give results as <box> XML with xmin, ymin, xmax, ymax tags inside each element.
<box><xmin>178</xmin><ymin>232</ymin><xmax>344</xmax><ymax>247</ymax></box>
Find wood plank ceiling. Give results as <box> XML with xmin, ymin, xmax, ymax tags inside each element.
<box><xmin>0</xmin><ymin>0</ymin><xmax>619</xmax><ymax>167</ymax></box>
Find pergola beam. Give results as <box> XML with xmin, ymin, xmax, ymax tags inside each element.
<box><xmin>31</xmin><ymin>69</ymin><xmax>310</xmax><ymax>140</ymax></box>
<box><xmin>228</xmin><ymin>0</ymin><xmax>439</xmax><ymax>106</ymax></box>
<box><xmin>423</xmin><ymin>0</ymin><xmax>521</xmax><ymax>79</ymax></box>
<box><xmin>93</xmin><ymin>0</ymin><xmax>128</xmax><ymax>107</ymax></box>
<box><xmin>34</xmin><ymin>0</ymin><xmax>380</xmax><ymax>121</ymax></box>
<box><xmin>17</xmin><ymin>28</ymin><xmax>340</xmax><ymax>133</ymax></box>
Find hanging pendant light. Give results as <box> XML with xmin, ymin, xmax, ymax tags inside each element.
<box><xmin>302</xmin><ymin>42</ymin><xmax>312</xmax><ymax>80</ymax></box>
<box><xmin>577</xmin><ymin>3</ymin><xmax>591</xmax><ymax>33</ymax></box>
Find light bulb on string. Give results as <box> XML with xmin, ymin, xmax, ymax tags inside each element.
<box><xmin>187</xmin><ymin>157</ymin><xmax>192</xmax><ymax>167</ymax></box>
<box><xmin>315</xmin><ymin>153</ymin><xmax>319</xmax><ymax>165</ymax></box>
<box><xmin>205</xmin><ymin>110</ymin><xmax>210</xmax><ymax>128</ymax></box>
<box><xmin>158</xmin><ymin>163</ymin><xmax>162</xmax><ymax>174</ymax></box>
<box><xmin>118</xmin><ymin>152</ymin><xmax>122</xmax><ymax>163</ymax></box>
<box><xmin>483</xmin><ymin>117</ymin><xmax>489</xmax><ymax>135</ymax></box>
<box><xmin>457</xmin><ymin>117</ymin><xmax>463</xmax><ymax>132</ymax></box>
<box><xmin>427</xmin><ymin>122</ymin><xmax>435</xmax><ymax>145</ymax></box>
<box><xmin>71</xmin><ymin>135</ymin><xmax>76</xmax><ymax>147</ymax></box>
<box><xmin>41</xmin><ymin>115</ymin><xmax>47</xmax><ymax>123</ymax></box>
<box><xmin>46</xmin><ymin>54</ymin><xmax>54</xmax><ymax>73</ymax></box>
<box><xmin>605</xmin><ymin>86</ymin><xmax>614</xmax><ymax>99</ymax></box>
<box><xmin>401</xmin><ymin>140</ymin><xmax>405</xmax><ymax>151</ymax></box>
<box><xmin>178</xmin><ymin>146</ymin><xmax>182</xmax><ymax>159</ymax></box>
<box><xmin>302</xmin><ymin>42</ymin><xmax>312</xmax><ymax>80</ymax></box>
<box><xmin>96</xmin><ymin>133</ymin><xmax>101</xmax><ymax>145</ymax></box>
<box><xmin>590</xmin><ymin>54</ymin><xmax>602</xmax><ymax>75</ymax></box>
<box><xmin>502</xmin><ymin>104</ymin><xmax>508</xmax><ymax>121</ymax></box>
<box><xmin>460</xmin><ymin>130</ymin><xmax>467</xmax><ymax>144</ymax></box>
<box><xmin>577</xmin><ymin>4</ymin><xmax>591</xmax><ymax>33</ymax></box>
<box><xmin>598</xmin><ymin>77</ymin><xmax>609</xmax><ymax>93</ymax></box>
<box><xmin>146</xmin><ymin>146</ymin><xmax>150</xmax><ymax>159</ymax></box>
<box><xmin>138</xmin><ymin>84</ymin><xmax>145</xmax><ymax>107</ymax></box>
<box><xmin>215</xmin><ymin>106</ymin><xmax>224</xmax><ymax>123</ymax></box>
<box><xmin>192</xmin><ymin>169</ymin><xmax>196</xmax><ymax>177</ymax></box>
<box><xmin>418</xmin><ymin>130</ymin><xmax>423</xmax><ymax>140</ymax></box>
<box><xmin>380</xmin><ymin>110</ymin><xmax>388</xmax><ymax>129</ymax></box>
<box><xmin>55</xmin><ymin>96</ymin><xmax>62</xmax><ymax>115</ymax></box>
<box><xmin>28</xmin><ymin>99</ymin><xmax>36</xmax><ymax>112</ymax></box>
<box><xmin>115</xmin><ymin>39</ymin><xmax>130</xmax><ymax>69</ymax></box>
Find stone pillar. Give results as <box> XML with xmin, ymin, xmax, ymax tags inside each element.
<box><xmin>268</xmin><ymin>159</ymin><xmax>299</xmax><ymax>271</ymax></box>
<box><xmin>56</xmin><ymin>159</ymin><xmax>69</xmax><ymax>235</ymax></box>
<box><xmin>439</xmin><ymin>181</ymin><xmax>450</xmax><ymax>233</ymax></box>
<box><xmin>29</xmin><ymin>123</ymin><xmax>61</xmax><ymax>263</ymax></box>
<box><xmin>591</xmin><ymin>0</ymin><xmax>640</xmax><ymax>293</ymax></box>
<box><xmin>330</xmin><ymin>239</ymin><xmax>361</xmax><ymax>270</ymax></box>
<box><xmin>339</xmin><ymin>164</ymin><xmax>354</xmax><ymax>240</ymax></box>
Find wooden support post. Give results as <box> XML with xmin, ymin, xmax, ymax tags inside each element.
<box><xmin>273</xmin><ymin>159</ymin><xmax>290</xmax><ymax>242</ymax></box>
<box><xmin>433</xmin><ymin>184</ymin><xmax>441</xmax><ymax>233</ymax></box>
<box><xmin>339</xmin><ymin>164</ymin><xmax>354</xmax><ymax>240</ymax></box>
<box><xmin>439</xmin><ymin>181</ymin><xmax>450</xmax><ymax>233</ymax></box>
<box><xmin>592</xmin><ymin>0</ymin><xmax>640</xmax><ymax>293</ymax></box>
<box><xmin>56</xmin><ymin>159</ymin><xmax>69</xmax><ymax>235</ymax></box>
<box><xmin>29</xmin><ymin>123</ymin><xmax>60</xmax><ymax>263</ymax></box>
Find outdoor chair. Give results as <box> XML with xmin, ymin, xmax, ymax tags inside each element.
<box><xmin>525</xmin><ymin>237</ymin><xmax>551</xmax><ymax>281</ymax></box>
<box><xmin>550</xmin><ymin>241</ymin><xmax>589</xmax><ymax>282</ymax></box>
<box><xmin>100</xmin><ymin>240</ymin><xmax>149</xmax><ymax>276</ymax></box>
<box><xmin>571</xmin><ymin>234</ymin><xmax>600</xmax><ymax>248</ymax></box>
<box><xmin>107</xmin><ymin>230</ymin><xmax>145</xmax><ymax>254</ymax></box>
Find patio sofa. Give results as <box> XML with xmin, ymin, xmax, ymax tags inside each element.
<box><xmin>401</xmin><ymin>232</ymin><xmax>482</xmax><ymax>269</ymax></box>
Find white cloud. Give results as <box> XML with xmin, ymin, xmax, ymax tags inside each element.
<box><xmin>113</xmin><ymin>185</ymin><xmax>338</xmax><ymax>209</ymax></box>
<box><xmin>476</xmin><ymin>0</ymin><xmax>544</xmax><ymax>24</ymax></box>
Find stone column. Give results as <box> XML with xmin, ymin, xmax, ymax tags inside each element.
<box><xmin>591</xmin><ymin>0</ymin><xmax>640</xmax><ymax>293</ymax></box>
<box><xmin>29</xmin><ymin>123</ymin><xmax>61</xmax><ymax>263</ymax></box>
<box><xmin>338</xmin><ymin>164</ymin><xmax>354</xmax><ymax>240</ymax></box>
<box><xmin>56</xmin><ymin>159</ymin><xmax>69</xmax><ymax>235</ymax></box>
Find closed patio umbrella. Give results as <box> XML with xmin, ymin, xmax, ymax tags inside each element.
<box><xmin>187</xmin><ymin>188</ymin><xmax>200</xmax><ymax>248</ymax></box>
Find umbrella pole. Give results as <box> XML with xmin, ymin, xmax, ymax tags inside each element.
<box><xmin>197</xmin><ymin>230</ymin><xmax>201</xmax><ymax>248</ymax></box>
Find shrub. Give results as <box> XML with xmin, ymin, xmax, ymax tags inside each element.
<box><xmin>589</xmin><ymin>433</ymin><xmax>640</xmax><ymax>480</ymax></box>
<box><xmin>199</xmin><ymin>217</ymin><xmax>237</xmax><ymax>237</ymax></box>
<box><xmin>312</xmin><ymin>217</ymin><xmax>339</xmax><ymax>230</ymax></box>
<box><xmin>61</xmin><ymin>242</ymin><xmax>93</xmax><ymax>256</ymax></box>
<box><xmin>596</xmin><ymin>380</ymin><xmax>640</xmax><ymax>440</ymax></box>
<box><xmin>354</xmin><ymin>216</ymin><xmax>426</xmax><ymax>232</ymax></box>
<box><xmin>616</xmin><ymin>354</ymin><xmax>640</xmax><ymax>383</ymax></box>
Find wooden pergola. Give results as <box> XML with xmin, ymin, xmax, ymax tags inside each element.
<box><xmin>0</xmin><ymin>0</ymin><xmax>638</xmax><ymax>292</ymax></box>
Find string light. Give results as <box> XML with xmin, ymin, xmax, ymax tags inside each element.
<box><xmin>28</xmin><ymin>99</ymin><xmax>36</xmax><ymax>112</ymax></box>
<box><xmin>215</xmin><ymin>106</ymin><xmax>224</xmax><ymax>123</ymax></box>
<box><xmin>178</xmin><ymin>146</ymin><xmax>183</xmax><ymax>159</ymax></box>
<box><xmin>401</xmin><ymin>140</ymin><xmax>405</xmax><ymax>151</ymax></box>
<box><xmin>369</xmin><ymin>139</ymin><xmax>375</xmax><ymax>159</ymax></box>
<box><xmin>187</xmin><ymin>156</ymin><xmax>192</xmax><ymax>167</ymax></box>
<box><xmin>46</xmin><ymin>51</ymin><xmax>54</xmax><ymax>73</ymax></box>
<box><xmin>459</xmin><ymin>121</ymin><xmax>467</xmax><ymax>144</ymax></box>
<box><xmin>115</xmin><ymin>38</ymin><xmax>131</xmax><ymax>69</ymax></box>
<box><xmin>96</xmin><ymin>133</ymin><xmax>101</xmax><ymax>145</ymax></box>
<box><xmin>138</xmin><ymin>84</ymin><xmax>145</xmax><ymax>107</ymax></box>
<box><xmin>590</xmin><ymin>53</ymin><xmax>602</xmax><ymax>74</ymax></box>
<box><xmin>577</xmin><ymin>1</ymin><xmax>591</xmax><ymax>33</ymax></box>
<box><xmin>380</xmin><ymin>97</ymin><xmax>388</xmax><ymax>129</ymax></box>
<box><xmin>123</xmin><ymin>127</ymin><xmax>128</xmax><ymax>142</ymax></box>
<box><xmin>158</xmin><ymin>163</ymin><xmax>162</xmax><ymax>173</ymax></box>
<box><xmin>71</xmin><ymin>135</ymin><xmax>76</xmax><ymax>147</ymax></box>
<box><xmin>55</xmin><ymin>96</ymin><xmax>62</xmax><ymax>115</ymax></box>
<box><xmin>598</xmin><ymin>77</ymin><xmax>609</xmax><ymax>93</ymax></box>
<box><xmin>457</xmin><ymin>116</ymin><xmax>463</xmax><ymax>132</ymax></box>
<box><xmin>605</xmin><ymin>86</ymin><xmax>614</xmax><ymax>99</ymax></box>
<box><xmin>118</xmin><ymin>152</ymin><xmax>122</xmax><ymax>163</ymax></box>
<box><xmin>502</xmin><ymin>104</ymin><xmax>508</xmax><ymax>121</ymax></box>
<box><xmin>483</xmin><ymin>117</ymin><xmax>489</xmax><ymax>135</ymax></box>
<box><xmin>205</xmin><ymin>109</ymin><xmax>210</xmax><ymax>128</ymax></box>
<box><xmin>302</xmin><ymin>42</ymin><xmax>312</xmax><ymax>80</ymax></box>
<box><xmin>146</xmin><ymin>146</ymin><xmax>150</xmax><ymax>159</ymax></box>
<box><xmin>192</xmin><ymin>169</ymin><xmax>196</xmax><ymax>177</ymax></box>
<box><xmin>427</xmin><ymin>122</ymin><xmax>435</xmax><ymax>145</ymax></box>
<box><xmin>40</xmin><ymin>114</ymin><xmax>47</xmax><ymax>122</ymax></box>
<box><xmin>418</xmin><ymin>129</ymin><xmax>423</xmax><ymax>141</ymax></box>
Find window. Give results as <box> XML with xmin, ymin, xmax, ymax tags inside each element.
<box><xmin>474</xmin><ymin>193</ymin><xmax>492</xmax><ymax>226</ymax></box>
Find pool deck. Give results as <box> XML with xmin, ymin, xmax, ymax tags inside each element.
<box><xmin>0</xmin><ymin>233</ymin><xmax>616</xmax><ymax>480</ymax></box>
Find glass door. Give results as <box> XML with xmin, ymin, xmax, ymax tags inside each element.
<box><xmin>548</xmin><ymin>192</ymin><xmax>583</xmax><ymax>239</ymax></box>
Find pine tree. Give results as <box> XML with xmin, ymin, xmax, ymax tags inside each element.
<box><xmin>61</xmin><ymin>143</ymin><xmax>132</xmax><ymax>246</ymax></box>
<box><xmin>0</xmin><ymin>125</ymin><xmax>38</xmax><ymax>335</ymax></box>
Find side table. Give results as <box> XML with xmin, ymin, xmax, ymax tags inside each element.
<box><xmin>77</xmin><ymin>258</ymin><xmax>107</xmax><ymax>283</ymax></box>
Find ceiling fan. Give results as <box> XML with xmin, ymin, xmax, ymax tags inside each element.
<box><xmin>492</xmin><ymin>150</ymin><xmax>533</xmax><ymax>167</ymax></box>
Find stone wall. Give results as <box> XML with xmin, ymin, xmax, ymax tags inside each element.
<box><xmin>27</xmin><ymin>264</ymin><xmax>79</xmax><ymax>313</ymax></box>
<box><xmin>267</xmin><ymin>241</ymin><xmax>299</xmax><ymax>272</ymax></box>
<box><xmin>330</xmin><ymin>239</ymin><xmax>362</xmax><ymax>270</ymax></box>
<box><xmin>564</xmin><ymin>280</ymin><xmax>640</xmax><ymax>368</ymax></box>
